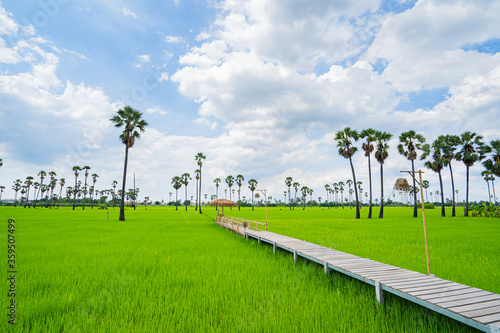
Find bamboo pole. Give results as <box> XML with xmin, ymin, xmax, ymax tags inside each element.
<box><xmin>419</xmin><ymin>170</ymin><xmax>431</xmax><ymax>275</ymax></box>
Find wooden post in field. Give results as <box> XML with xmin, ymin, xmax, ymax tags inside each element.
<box><xmin>401</xmin><ymin>170</ymin><xmax>431</xmax><ymax>275</ymax></box>
<box><xmin>106</xmin><ymin>211</ymin><xmax>109</xmax><ymax>221</ymax></box>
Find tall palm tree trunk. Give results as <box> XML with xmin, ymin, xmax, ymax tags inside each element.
<box><xmin>199</xmin><ymin>166</ymin><xmax>202</xmax><ymax>213</ymax></box>
<box><xmin>411</xmin><ymin>160</ymin><xmax>418</xmax><ymax>218</ymax></box>
<box><xmin>486</xmin><ymin>179</ymin><xmax>491</xmax><ymax>202</ymax></box>
<box><xmin>438</xmin><ymin>170</ymin><xmax>445</xmax><ymax>217</ymax></box>
<box><xmin>449</xmin><ymin>164</ymin><xmax>456</xmax><ymax>217</ymax></box>
<box><xmin>349</xmin><ymin>156</ymin><xmax>360</xmax><ymax>219</ymax></box>
<box><xmin>175</xmin><ymin>190</ymin><xmax>178</xmax><ymax>211</ymax></box>
<box><xmin>119</xmin><ymin>144</ymin><xmax>129</xmax><ymax>221</ymax></box>
<box><xmin>288</xmin><ymin>188</ymin><xmax>291</xmax><ymax>210</ymax></box>
<box><xmin>465</xmin><ymin>166</ymin><xmax>470</xmax><ymax>217</ymax></box>
<box><xmin>195</xmin><ymin>178</ymin><xmax>199</xmax><ymax>210</ymax></box>
<box><xmin>379</xmin><ymin>163</ymin><xmax>385</xmax><ymax>219</ymax></box>
<box><xmin>368</xmin><ymin>155</ymin><xmax>373</xmax><ymax>218</ymax></box>
<box><xmin>185</xmin><ymin>185</ymin><xmax>188</xmax><ymax>210</ymax></box>
<box><xmin>492</xmin><ymin>181</ymin><xmax>497</xmax><ymax>205</ymax></box>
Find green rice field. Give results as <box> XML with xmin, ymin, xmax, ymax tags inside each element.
<box><xmin>1</xmin><ymin>206</ymin><xmax>498</xmax><ymax>332</ymax></box>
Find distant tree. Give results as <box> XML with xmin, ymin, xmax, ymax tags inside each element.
<box><xmin>171</xmin><ymin>176</ymin><xmax>182</xmax><ymax>210</ymax></box>
<box><xmin>24</xmin><ymin>176</ymin><xmax>34</xmax><ymax>208</ymax></box>
<box><xmin>440</xmin><ymin>134</ymin><xmax>461</xmax><ymax>216</ymax></box>
<box><xmin>422</xmin><ymin>180</ymin><xmax>430</xmax><ymax>203</ymax></box>
<box><xmin>248</xmin><ymin>179</ymin><xmax>258</xmax><ymax>210</ymax></box>
<box><xmin>34</xmin><ymin>170</ymin><xmax>46</xmax><ymax>208</ymax></box>
<box><xmin>181</xmin><ymin>173</ymin><xmax>191</xmax><ymax>210</ymax></box>
<box><xmin>225</xmin><ymin>175</ymin><xmax>235</xmax><ymax>208</ymax></box>
<box><xmin>346</xmin><ymin>179</ymin><xmax>353</xmax><ymax>209</ymax></box>
<box><xmin>91</xmin><ymin>173</ymin><xmax>99</xmax><ymax>209</ymax></box>
<box><xmin>293</xmin><ymin>181</ymin><xmax>300</xmax><ymax>209</ymax></box>
<box><xmin>195</xmin><ymin>152</ymin><xmax>206</xmax><ymax>214</ymax></box>
<box><xmin>398</xmin><ymin>130</ymin><xmax>426</xmax><ymax>218</ymax></box>
<box><xmin>360</xmin><ymin>128</ymin><xmax>377</xmax><ymax>218</ymax></box>
<box><xmin>456</xmin><ymin>131</ymin><xmax>486</xmax><ymax>216</ymax></box>
<box><xmin>338</xmin><ymin>181</ymin><xmax>345</xmax><ymax>209</ymax></box>
<box><xmin>483</xmin><ymin>139</ymin><xmax>500</xmax><ymax>204</ymax></box>
<box><xmin>336</xmin><ymin>127</ymin><xmax>360</xmax><ymax>219</ymax></box>
<box><xmin>374</xmin><ymin>130</ymin><xmax>392</xmax><ymax>218</ymax></box>
<box><xmin>301</xmin><ymin>186</ymin><xmax>309</xmax><ymax>210</ymax></box>
<box><xmin>324</xmin><ymin>184</ymin><xmax>330</xmax><ymax>209</ymax></box>
<box><xmin>110</xmin><ymin>105</ymin><xmax>148</xmax><ymax>221</ymax></box>
<box><xmin>421</xmin><ymin>138</ymin><xmax>446</xmax><ymax>217</ymax></box>
<box><xmin>72</xmin><ymin>166</ymin><xmax>81</xmax><ymax>210</ymax></box>
<box><xmin>285</xmin><ymin>177</ymin><xmax>293</xmax><ymax>210</ymax></box>
<box><xmin>236</xmin><ymin>174</ymin><xmax>244</xmax><ymax>210</ymax></box>
<box><xmin>12</xmin><ymin>179</ymin><xmax>22</xmax><ymax>207</ymax></box>
<box><xmin>194</xmin><ymin>169</ymin><xmax>200</xmax><ymax>210</ymax></box>
<box><xmin>112</xmin><ymin>180</ymin><xmax>118</xmax><ymax>208</ymax></box>
<box><xmin>481</xmin><ymin>170</ymin><xmax>494</xmax><ymax>202</ymax></box>
<box><xmin>214</xmin><ymin>178</ymin><xmax>221</xmax><ymax>199</ymax></box>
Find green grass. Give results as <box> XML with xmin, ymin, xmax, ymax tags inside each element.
<box><xmin>1</xmin><ymin>205</ymin><xmax>496</xmax><ymax>332</ymax></box>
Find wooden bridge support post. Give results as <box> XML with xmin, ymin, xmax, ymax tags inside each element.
<box><xmin>258</xmin><ymin>237</ymin><xmax>261</xmax><ymax>244</ymax></box>
<box><xmin>375</xmin><ymin>281</ymin><xmax>384</xmax><ymax>305</ymax></box>
<box><xmin>294</xmin><ymin>249</ymin><xmax>298</xmax><ymax>262</ymax></box>
<box><xmin>324</xmin><ymin>261</ymin><xmax>330</xmax><ymax>276</ymax></box>
<box><xmin>273</xmin><ymin>242</ymin><xmax>276</xmax><ymax>254</ymax></box>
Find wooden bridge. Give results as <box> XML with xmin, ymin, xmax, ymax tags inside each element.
<box><xmin>215</xmin><ymin>216</ymin><xmax>500</xmax><ymax>332</ymax></box>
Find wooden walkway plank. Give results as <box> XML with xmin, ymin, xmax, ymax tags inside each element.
<box><xmin>231</xmin><ymin>226</ymin><xmax>500</xmax><ymax>332</ymax></box>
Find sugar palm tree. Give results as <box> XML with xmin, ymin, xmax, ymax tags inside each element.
<box><xmin>236</xmin><ymin>174</ymin><xmax>244</xmax><ymax>210</ymax></box>
<box><xmin>47</xmin><ymin>171</ymin><xmax>57</xmax><ymax>207</ymax></box>
<box><xmin>80</xmin><ymin>166</ymin><xmax>91</xmax><ymax>210</ymax></box>
<box><xmin>324</xmin><ymin>184</ymin><xmax>331</xmax><ymax>209</ymax></box>
<box><xmin>345</xmin><ymin>179</ymin><xmax>353</xmax><ymax>209</ymax></box>
<box><xmin>248</xmin><ymin>179</ymin><xmax>258</xmax><ymax>210</ymax></box>
<box><xmin>90</xmin><ymin>173</ymin><xmax>98</xmax><ymax>209</ymax></box>
<box><xmin>0</xmin><ymin>185</ymin><xmax>4</xmax><ymax>205</ymax></box>
<box><xmin>360</xmin><ymin>128</ymin><xmax>377</xmax><ymax>218</ymax></box>
<box><xmin>225</xmin><ymin>175</ymin><xmax>235</xmax><ymax>208</ymax></box>
<box><xmin>72</xmin><ymin>166</ymin><xmax>81</xmax><ymax>210</ymax></box>
<box><xmin>110</xmin><ymin>106</ymin><xmax>148</xmax><ymax>221</ymax></box>
<box><xmin>398</xmin><ymin>130</ymin><xmax>426</xmax><ymax>218</ymax></box>
<box><xmin>335</xmin><ymin>127</ymin><xmax>360</xmax><ymax>219</ymax></box>
<box><xmin>374</xmin><ymin>130</ymin><xmax>392</xmax><ymax>218</ymax></box>
<box><xmin>12</xmin><ymin>179</ymin><xmax>22</xmax><ymax>207</ymax></box>
<box><xmin>214</xmin><ymin>178</ymin><xmax>221</xmax><ymax>199</ymax></box>
<box><xmin>421</xmin><ymin>138</ymin><xmax>446</xmax><ymax>217</ymax></box>
<box><xmin>456</xmin><ymin>131</ymin><xmax>486</xmax><ymax>217</ymax></box>
<box><xmin>483</xmin><ymin>140</ymin><xmax>500</xmax><ymax>204</ymax></box>
<box><xmin>337</xmin><ymin>181</ymin><xmax>345</xmax><ymax>209</ymax></box>
<box><xmin>422</xmin><ymin>180</ymin><xmax>430</xmax><ymax>203</ymax></box>
<box><xmin>300</xmin><ymin>186</ymin><xmax>309</xmax><ymax>210</ymax></box>
<box><xmin>33</xmin><ymin>170</ymin><xmax>46</xmax><ymax>208</ymax></box>
<box><xmin>195</xmin><ymin>152</ymin><xmax>206</xmax><ymax>214</ymax></box>
<box><xmin>285</xmin><ymin>177</ymin><xmax>293</xmax><ymax>210</ymax></box>
<box><xmin>293</xmin><ymin>181</ymin><xmax>300</xmax><ymax>210</ymax></box>
<box><xmin>481</xmin><ymin>170</ymin><xmax>493</xmax><ymax>202</ymax></box>
<box><xmin>57</xmin><ymin>178</ymin><xmax>65</xmax><ymax>207</ymax></box>
<box><xmin>172</xmin><ymin>176</ymin><xmax>182</xmax><ymax>210</ymax></box>
<box><xmin>24</xmin><ymin>176</ymin><xmax>34</xmax><ymax>208</ymax></box>
<box><xmin>332</xmin><ymin>183</ymin><xmax>339</xmax><ymax>208</ymax></box>
<box><xmin>308</xmin><ymin>188</ymin><xmax>314</xmax><ymax>208</ymax></box>
<box><xmin>181</xmin><ymin>173</ymin><xmax>191</xmax><ymax>210</ymax></box>
<box><xmin>112</xmin><ymin>180</ymin><xmax>118</xmax><ymax>208</ymax></box>
<box><xmin>194</xmin><ymin>169</ymin><xmax>200</xmax><ymax>210</ymax></box>
<box><xmin>440</xmin><ymin>134</ymin><xmax>460</xmax><ymax>216</ymax></box>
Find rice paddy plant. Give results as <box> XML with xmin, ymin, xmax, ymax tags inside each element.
<box><xmin>0</xmin><ymin>206</ymin><xmax>487</xmax><ymax>332</ymax></box>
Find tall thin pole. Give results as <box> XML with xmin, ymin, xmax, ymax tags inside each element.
<box><xmin>419</xmin><ymin>170</ymin><xmax>431</xmax><ymax>275</ymax></box>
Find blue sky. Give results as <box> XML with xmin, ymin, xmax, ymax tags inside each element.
<box><xmin>1</xmin><ymin>0</ymin><xmax>500</xmax><ymax>205</ymax></box>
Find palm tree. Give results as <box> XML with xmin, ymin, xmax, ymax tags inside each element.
<box><xmin>0</xmin><ymin>158</ymin><xmax>2</xmax><ymax>167</ymax></box>
<box><xmin>483</xmin><ymin>140</ymin><xmax>500</xmax><ymax>204</ymax></box>
<box><xmin>308</xmin><ymin>188</ymin><xmax>314</xmax><ymax>208</ymax></box>
<box><xmin>333</xmin><ymin>183</ymin><xmax>339</xmax><ymax>208</ymax></box>
<box><xmin>47</xmin><ymin>171</ymin><xmax>57</xmax><ymax>207</ymax></box>
<box><xmin>34</xmin><ymin>170</ymin><xmax>46</xmax><ymax>208</ymax></box>
<box><xmin>194</xmin><ymin>169</ymin><xmax>200</xmax><ymax>210</ymax></box>
<box><xmin>214</xmin><ymin>178</ymin><xmax>221</xmax><ymax>199</ymax></box>
<box><xmin>12</xmin><ymin>179</ymin><xmax>22</xmax><ymax>207</ymax></box>
<box><xmin>481</xmin><ymin>170</ymin><xmax>493</xmax><ymax>202</ymax></box>
<box><xmin>0</xmin><ymin>186</ymin><xmax>4</xmax><ymax>205</ymax></box>
<box><xmin>172</xmin><ymin>176</ymin><xmax>182</xmax><ymax>210</ymax></box>
<box><xmin>285</xmin><ymin>177</ymin><xmax>293</xmax><ymax>210</ymax></box>
<box><xmin>90</xmin><ymin>173</ymin><xmax>99</xmax><ymax>209</ymax></box>
<box><xmin>112</xmin><ymin>180</ymin><xmax>118</xmax><ymax>208</ymax></box>
<box><xmin>456</xmin><ymin>131</ymin><xmax>486</xmax><ymax>216</ymax></box>
<box><xmin>24</xmin><ymin>176</ymin><xmax>34</xmax><ymax>208</ymax></box>
<box><xmin>225</xmin><ymin>175</ymin><xmax>235</xmax><ymax>207</ymax></box>
<box><xmin>78</xmin><ymin>166</ymin><xmax>90</xmax><ymax>210</ymax></box>
<box><xmin>293</xmin><ymin>181</ymin><xmax>300</xmax><ymax>210</ymax></box>
<box><xmin>335</xmin><ymin>127</ymin><xmax>361</xmax><ymax>219</ymax></box>
<box><xmin>181</xmin><ymin>173</ymin><xmax>191</xmax><ymax>210</ymax></box>
<box><xmin>195</xmin><ymin>152</ymin><xmax>206</xmax><ymax>214</ymax></box>
<box><xmin>398</xmin><ymin>130</ymin><xmax>426</xmax><ymax>217</ymax></box>
<box><xmin>338</xmin><ymin>181</ymin><xmax>345</xmax><ymax>208</ymax></box>
<box><xmin>440</xmin><ymin>134</ymin><xmax>461</xmax><ymax>216</ymax></box>
<box><xmin>301</xmin><ymin>186</ymin><xmax>309</xmax><ymax>210</ymax></box>
<box><xmin>346</xmin><ymin>179</ymin><xmax>353</xmax><ymax>209</ymax></box>
<box><xmin>72</xmin><ymin>166</ymin><xmax>81</xmax><ymax>210</ymax></box>
<box><xmin>374</xmin><ymin>130</ymin><xmax>392</xmax><ymax>218</ymax></box>
<box><xmin>236</xmin><ymin>174</ymin><xmax>244</xmax><ymax>210</ymax></box>
<box><xmin>248</xmin><ymin>179</ymin><xmax>258</xmax><ymax>210</ymax></box>
<box><xmin>422</xmin><ymin>180</ymin><xmax>430</xmax><ymax>203</ymax></box>
<box><xmin>324</xmin><ymin>184</ymin><xmax>330</xmax><ymax>208</ymax></box>
<box><xmin>56</xmin><ymin>178</ymin><xmax>65</xmax><ymax>207</ymax></box>
<box><xmin>48</xmin><ymin>178</ymin><xmax>58</xmax><ymax>207</ymax></box>
<box><xmin>421</xmin><ymin>138</ymin><xmax>446</xmax><ymax>217</ymax></box>
<box><xmin>360</xmin><ymin>128</ymin><xmax>377</xmax><ymax>218</ymax></box>
<box><xmin>110</xmin><ymin>106</ymin><xmax>148</xmax><ymax>221</ymax></box>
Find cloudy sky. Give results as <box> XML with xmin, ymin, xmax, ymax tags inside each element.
<box><xmin>1</xmin><ymin>0</ymin><xmax>499</xmax><ymax>205</ymax></box>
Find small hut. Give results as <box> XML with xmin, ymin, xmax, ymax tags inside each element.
<box><xmin>394</xmin><ymin>178</ymin><xmax>410</xmax><ymax>191</ymax></box>
<box><xmin>209</xmin><ymin>199</ymin><xmax>237</xmax><ymax>216</ymax></box>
